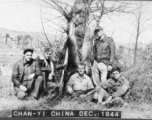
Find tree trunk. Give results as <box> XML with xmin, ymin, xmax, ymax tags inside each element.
<box><xmin>5</xmin><ymin>37</ymin><xmax>7</xmax><ymax>45</ymax></box>
<box><xmin>134</xmin><ymin>34</ymin><xmax>139</xmax><ymax>65</ymax></box>
<box><xmin>134</xmin><ymin>13</ymin><xmax>140</xmax><ymax>65</ymax></box>
<box><xmin>63</xmin><ymin>0</ymin><xmax>93</xmax><ymax>84</ymax></box>
<box><xmin>61</xmin><ymin>0</ymin><xmax>94</xmax><ymax>89</ymax></box>
<box><xmin>5</xmin><ymin>34</ymin><xmax>10</xmax><ymax>45</ymax></box>
<box><xmin>68</xmin><ymin>0</ymin><xmax>92</xmax><ymax>64</ymax></box>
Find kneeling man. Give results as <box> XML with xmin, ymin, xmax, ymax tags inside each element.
<box><xmin>12</xmin><ymin>48</ymin><xmax>44</xmax><ymax>100</ymax></box>
<box><xmin>36</xmin><ymin>47</ymin><xmax>55</xmax><ymax>94</ymax></box>
<box><xmin>66</xmin><ymin>62</ymin><xmax>94</xmax><ymax>98</ymax></box>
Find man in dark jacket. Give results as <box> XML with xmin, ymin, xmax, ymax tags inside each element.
<box><xmin>94</xmin><ymin>66</ymin><xmax>130</xmax><ymax>106</ymax></box>
<box><xmin>79</xmin><ymin>67</ymin><xmax>129</xmax><ymax>106</ymax></box>
<box><xmin>12</xmin><ymin>48</ymin><xmax>43</xmax><ymax>100</ymax></box>
<box><xmin>92</xmin><ymin>26</ymin><xmax>116</xmax><ymax>87</ymax></box>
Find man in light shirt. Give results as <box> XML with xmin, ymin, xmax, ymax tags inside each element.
<box><xmin>66</xmin><ymin>62</ymin><xmax>94</xmax><ymax>98</ymax></box>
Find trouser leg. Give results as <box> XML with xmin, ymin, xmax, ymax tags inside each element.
<box><xmin>91</xmin><ymin>60</ymin><xmax>101</xmax><ymax>86</ymax></box>
<box><xmin>41</xmin><ymin>72</ymin><xmax>46</xmax><ymax>91</ymax></box>
<box><xmin>72</xmin><ymin>90</ymin><xmax>84</xmax><ymax>98</ymax></box>
<box><xmin>98</xmin><ymin>62</ymin><xmax>108</xmax><ymax>83</ymax></box>
<box><xmin>47</xmin><ymin>81</ymin><xmax>57</xmax><ymax>93</ymax></box>
<box><xmin>97</xmin><ymin>88</ymin><xmax>110</xmax><ymax>103</ymax></box>
<box><xmin>42</xmin><ymin>72</ymin><xmax>51</xmax><ymax>91</ymax></box>
<box><xmin>29</xmin><ymin>76</ymin><xmax>44</xmax><ymax>98</ymax></box>
<box><xmin>14</xmin><ymin>87</ymin><xmax>26</xmax><ymax>99</ymax></box>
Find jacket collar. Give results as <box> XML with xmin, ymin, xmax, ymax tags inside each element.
<box><xmin>100</xmin><ymin>34</ymin><xmax>106</xmax><ymax>42</ymax></box>
<box><xmin>112</xmin><ymin>75</ymin><xmax>124</xmax><ymax>84</ymax></box>
<box><xmin>22</xmin><ymin>57</ymin><xmax>33</xmax><ymax>66</ymax></box>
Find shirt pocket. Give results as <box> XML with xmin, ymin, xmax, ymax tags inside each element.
<box><xmin>103</xmin><ymin>42</ymin><xmax>109</xmax><ymax>53</ymax></box>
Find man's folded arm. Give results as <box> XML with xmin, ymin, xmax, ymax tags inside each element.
<box><xmin>112</xmin><ymin>84</ymin><xmax>129</xmax><ymax>98</ymax></box>
<box><xmin>109</xmin><ymin>38</ymin><xmax>116</xmax><ymax>66</ymax></box>
<box><xmin>100</xmin><ymin>79</ymin><xmax>111</xmax><ymax>89</ymax></box>
<box><xmin>87</xmin><ymin>77</ymin><xmax>94</xmax><ymax>89</ymax></box>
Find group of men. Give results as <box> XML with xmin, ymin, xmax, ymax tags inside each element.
<box><xmin>12</xmin><ymin>47</ymin><xmax>55</xmax><ymax>100</ymax></box>
<box><xmin>11</xmin><ymin>26</ymin><xmax>130</xmax><ymax>107</ymax></box>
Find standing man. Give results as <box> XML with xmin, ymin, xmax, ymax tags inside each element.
<box><xmin>12</xmin><ymin>48</ymin><xmax>44</xmax><ymax>100</ymax></box>
<box><xmin>66</xmin><ymin>62</ymin><xmax>94</xmax><ymax>98</ymax></box>
<box><xmin>36</xmin><ymin>47</ymin><xmax>55</xmax><ymax>94</ymax></box>
<box><xmin>92</xmin><ymin>26</ymin><xmax>116</xmax><ymax>87</ymax></box>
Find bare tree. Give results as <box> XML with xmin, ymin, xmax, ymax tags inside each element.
<box><xmin>89</xmin><ymin>0</ymin><xmax>134</xmax><ymax>26</ymax></box>
<box><xmin>130</xmin><ymin>2</ymin><xmax>152</xmax><ymax>65</ymax></box>
<box><xmin>36</xmin><ymin>0</ymin><xmax>140</xmax><ymax>97</ymax></box>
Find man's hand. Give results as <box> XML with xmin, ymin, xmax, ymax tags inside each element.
<box><xmin>67</xmin><ymin>86</ymin><xmax>73</xmax><ymax>94</ymax></box>
<box><xmin>103</xmin><ymin>96</ymin><xmax>113</xmax><ymax>105</ymax></box>
<box><xmin>19</xmin><ymin>85</ymin><xmax>27</xmax><ymax>92</ymax></box>
<box><xmin>57</xmin><ymin>83</ymin><xmax>63</xmax><ymax>87</ymax></box>
<box><xmin>28</xmin><ymin>73</ymin><xmax>35</xmax><ymax>80</ymax></box>
<box><xmin>108</xmin><ymin>65</ymin><xmax>112</xmax><ymax>71</ymax></box>
<box><xmin>79</xmin><ymin>94</ymin><xmax>87</xmax><ymax>99</ymax></box>
<box><xmin>48</xmin><ymin>73</ymin><xmax>55</xmax><ymax>81</ymax></box>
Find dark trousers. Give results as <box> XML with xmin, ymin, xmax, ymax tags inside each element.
<box><xmin>42</xmin><ymin>72</ymin><xmax>56</xmax><ymax>92</ymax></box>
<box><xmin>14</xmin><ymin>76</ymin><xmax>44</xmax><ymax>99</ymax></box>
<box><xmin>71</xmin><ymin>89</ymin><xmax>94</xmax><ymax>98</ymax></box>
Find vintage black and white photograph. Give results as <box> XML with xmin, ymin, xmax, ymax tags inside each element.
<box><xmin>0</xmin><ymin>0</ymin><xmax>152</xmax><ymax>118</ymax></box>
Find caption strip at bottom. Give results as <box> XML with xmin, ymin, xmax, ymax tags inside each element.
<box><xmin>12</xmin><ymin>110</ymin><xmax>121</xmax><ymax>118</ymax></box>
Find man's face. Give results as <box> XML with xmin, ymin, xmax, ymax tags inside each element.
<box><xmin>112</xmin><ymin>71</ymin><xmax>121</xmax><ymax>80</ymax></box>
<box><xmin>96</xmin><ymin>29</ymin><xmax>103</xmax><ymax>38</ymax></box>
<box><xmin>77</xmin><ymin>65</ymin><xmax>85</xmax><ymax>75</ymax></box>
<box><xmin>44</xmin><ymin>52</ymin><xmax>52</xmax><ymax>59</ymax></box>
<box><xmin>24</xmin><ymin>51</ymin><xmax>33</xmax><ymax>62</ymax></box>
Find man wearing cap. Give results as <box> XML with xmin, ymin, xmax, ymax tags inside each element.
<box><xmin>12</xmin><ymin>48</ymin><xmax>44</xmax><ymax>100</ymax></box>
<box><xmin>79</xmin><ymin>67</ymin><xmax>129</xmax><ymax>106</ymax></box>
<box><xmin>92</xmin><ymin>26</ymin><xmax>116</xmax><ymax>87</ymax></box>
<box><xmin>36</xmin><ymin>47</ymin><xmax>55</xmax><ymax>94</ymax></box>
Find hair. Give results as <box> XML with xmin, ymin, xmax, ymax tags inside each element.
<box><xmin>44</xmin><ymin>47</ymin><xmax>52</xmax><ymax>53</ymax></box>
<box><xmin>94</xmin><ymin>28</ymin><xmax>103</xmax><ymax>35</ymax></box>
<box><xmin>23</xmin><ymin>50</ymin><xmax>33</xmax><ymax>54</ymax></box>
<box><xmin>111</xmin><ymin>66</ymin><xmax>121</xmax><ymax>73</ymax></box>
<box><xmin>77</xmin><ymin>61</ymin><xmax>86</xmax><ymax>68</ymax></box>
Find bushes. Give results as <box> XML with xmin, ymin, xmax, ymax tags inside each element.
<box><xmin>123</xmin><ymin>62</ymin><xmax>152</xmax><ymax>103</ymax></box>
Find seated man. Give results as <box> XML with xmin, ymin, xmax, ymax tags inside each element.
<box><xmin>12</xmin><ymin>48</ymin><xmax>44</xmax><ymax>100</ymax></box>
<box><xmin>80</xmin><ymin>67</ymin><xmax>129</xmax><ymax>106</ymax></box>
<box><xmin>36</xmin><ymin>47</ymin><xmax>56</xmax><ymax>94</ymax></box>
<box><xmin>66</xmin><ymin>62</ymin><xmax>94</xmax><ymax>98</ymax></box>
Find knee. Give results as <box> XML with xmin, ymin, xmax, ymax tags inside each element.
<box><xmin>17</xmin><ymin>91</ymin><xmax>26</xmax><ymax>99</ymax></box>
<box><xmin>99</xmin><ymin>88</ymin><xmax>105</xmax><ymax>93</ymax></box>
<box><xmin>37</xmin><ymin>76</ymin><xmax>44</xmax><ymax>82</ymax></box>
<box><xmin>99</xmin><ymin>63</ymin><xmax>107</xmax><ymax>71</ymax></box>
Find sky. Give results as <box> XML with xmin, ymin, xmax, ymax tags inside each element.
<box><xmin>0</xmin><ymin>0</ymin><xmax>152</xmax><ymax>44</ymax></box>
